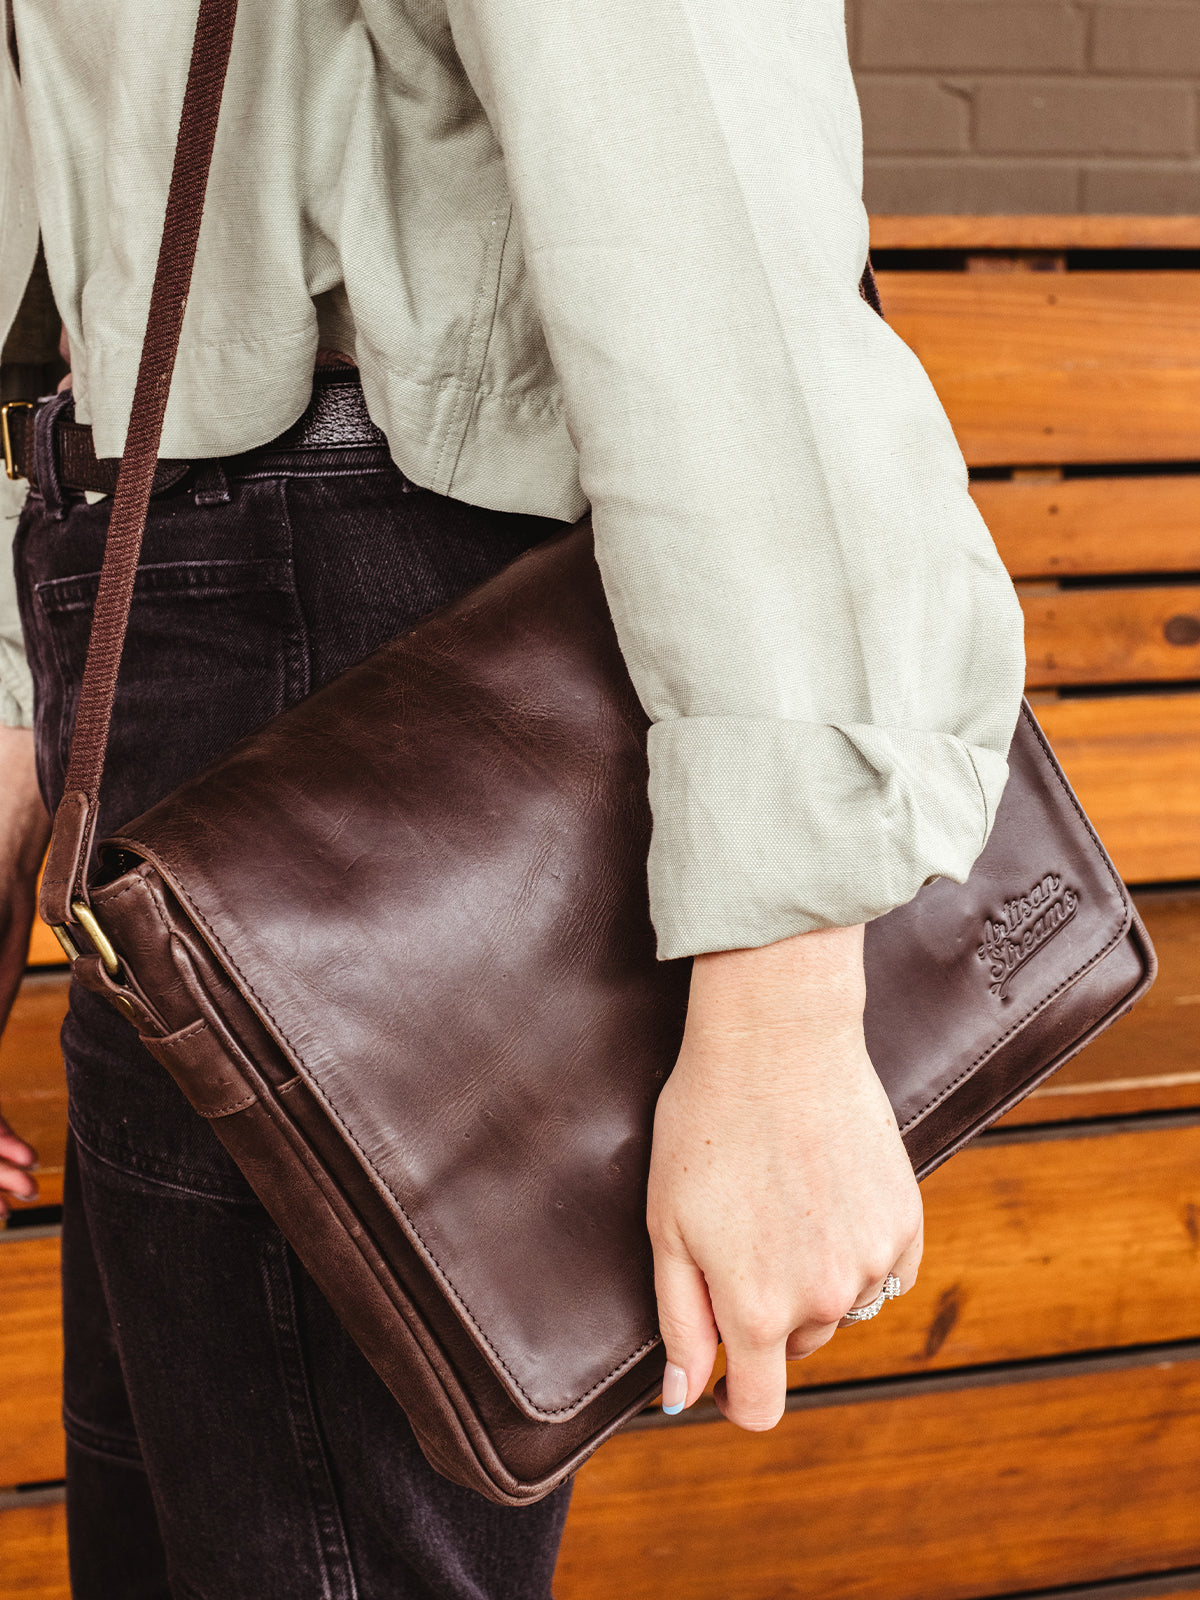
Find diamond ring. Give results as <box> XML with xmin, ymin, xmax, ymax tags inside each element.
<box><xmin>842</xmin><ymin>1274</ymin><xmax>903</xmax><ymax>1324</ymax></box>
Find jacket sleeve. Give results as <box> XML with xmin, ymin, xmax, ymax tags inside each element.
<box><xmin>0</xmin><ymin>10</ymin><xmax>39</xmax><ymax>730</ymax></box>
<box><xmin>443</xmin><ymin>0</ymin><xmax>1026</xmax><ymax>961</ymax></box>
<box><xmin>0</xmin><ymin>476</ymin><xmax>32</xmax><ymax>729</ymax></box>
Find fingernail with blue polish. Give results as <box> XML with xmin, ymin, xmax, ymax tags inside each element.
<box><xmin>661</xmin><ymin>1362</ymin><xmax>688</xmax><ymax>1415</ymax></box>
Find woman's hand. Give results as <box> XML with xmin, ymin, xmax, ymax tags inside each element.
<box><xmin>0</xmin><ymin>726</ymin><xmax>52</xmax><ymax>1218</ymax></box>
<box><xmin>0</xmin><ymin>1115</ymin><xmax>39</xmax><ymax>1220</ymax></box>
<box><xmin>647</xmin><ymin>922</ymin><xmax>923</xmax><ymax>1430</ymax></box>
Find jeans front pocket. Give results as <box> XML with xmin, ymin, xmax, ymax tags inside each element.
<box><xmin>33</xmin><ymin>554</ymin><xmax>309</xmax><ymax>835</ymax></box>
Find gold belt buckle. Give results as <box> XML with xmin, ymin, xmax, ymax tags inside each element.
<box><xmin>1</xmin><ymin>399</ymin><xmax>33</xmax><ymax>481</ymax></box>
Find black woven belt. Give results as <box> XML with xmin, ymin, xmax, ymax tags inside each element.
<box><xmin>1</xmin><ymin>367</ymin><xmax>388</xmax><ymax>496</ymax></box>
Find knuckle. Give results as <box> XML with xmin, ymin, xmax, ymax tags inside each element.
<box><xmin>655</xmin><ymin>1294</ymin><xmax>702</xmax><ymax>1340</ymax></box>
<box><xmin>732</xmin><ymin>1304</ymin><xmax>792</xmax><ymax>1351</ymax></box>
<box><xmin>655</xmin><ymin>1313</ymin><xmax>691</xmax><ymax>1351</ymax></box>
<box><xmin>807</xmin><ymin>1278</ymin><xmax>858</xmax><ymax>1328</ymax></box>
<box><xmin>863</xmin><ymin>1247</ymin><xmax>897</xmax><ymax>1285</ymax></box>
<box><xmin>808</xmin><ymin>1299</ymin><xmax>850</xmax><ymax>1330</ymax></box>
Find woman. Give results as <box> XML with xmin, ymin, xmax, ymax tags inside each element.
<box><xmin>0</xmin><ymin>1</ymin><xmax>1024</xmax><ymax>1594</ymax></box>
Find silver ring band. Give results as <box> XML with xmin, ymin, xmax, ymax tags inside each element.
<box><xmin>842</xmin><ymin>1273</ymin><xmax>903</xmax><ymax>1324</ymax></box>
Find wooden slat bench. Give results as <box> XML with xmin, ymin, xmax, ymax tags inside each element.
<box><xmin>560</xmin><ymin>213</ymin><xmax>1200</xmax><ymax>1599</ymax></box>
<box><xmin>0</xmin><ymin>1227</ymin><xmax>63</xmax><ymax>1490</ymax></box>
<box><xmin>0</xmin><ymin>1492</ymin><xmax>67</xmax><ymax>1600</ymax></box>
<box><xmin>3</xmin><ymin>213</ymin><xmax>1200</xmax><ymax>1599</ymax></box>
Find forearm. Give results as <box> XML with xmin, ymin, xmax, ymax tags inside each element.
<box><xmin>686</xmin><ymin>923</ymin><xmax>866</xmax><ymax>1063</ymax></box>
<box><xmin>0</xmin><ymin>476</ymin><xmax>34</xmax><ymax>733</ymax></box>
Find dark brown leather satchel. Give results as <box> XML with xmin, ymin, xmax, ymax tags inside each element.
<box><xmin>41</xmin><ymin>0</ymin><xmax>1155</xmax><ymax>1506</ymax></box>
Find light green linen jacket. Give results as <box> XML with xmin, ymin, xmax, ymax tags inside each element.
<box><xmin>0</xmin><ymin>0</ymin><xmax>1025</xmax><ymax>960</ymax></box>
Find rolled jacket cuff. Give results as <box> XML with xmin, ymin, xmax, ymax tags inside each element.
<box><xmin>646</xmin><ymin>716</ymin><xmax>1011</xmax><ymax>961</ymax></box>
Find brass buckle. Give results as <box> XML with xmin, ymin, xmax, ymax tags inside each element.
<box><xmin>50</xmin><ymin>901</ymin><xmax>123</xmax><ymax>979</ymax></box>
<box><xmin>1</xmin><ymin>400</ymin><xmax>33</xmax><ymax>481</ymax></box>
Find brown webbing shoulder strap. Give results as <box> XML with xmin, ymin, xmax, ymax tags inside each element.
<box><xmin>40</xmin><ymin>0</ymin><xmax>238</xmax><ymax>932</ymax></box>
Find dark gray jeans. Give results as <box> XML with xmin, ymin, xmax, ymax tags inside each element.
<box><xmin>14</xmin><ymin>394</ymin><xmax>574</xmax><ymax>1599</ymax></box>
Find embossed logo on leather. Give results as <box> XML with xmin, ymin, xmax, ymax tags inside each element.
<box><xmin>977</xmin><ymin>873</ymin><xmax>1079</xmax><ymax>998</ymax></box>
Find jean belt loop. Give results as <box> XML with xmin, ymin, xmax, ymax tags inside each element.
<box><xmin>32</xmin><ymin>389</ymin><xmax>76</xmax><ymax>520</ymax></box>
<box><xmin>192</xmin><ymin>459</ymin><xmax>230</xmax><ymax>506</ymax></box>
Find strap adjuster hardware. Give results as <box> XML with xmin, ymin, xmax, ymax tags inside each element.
<box><xmin>50</xmin><ymin>901</ymin><xmax>123</xmax><ymax>979</ymax></box>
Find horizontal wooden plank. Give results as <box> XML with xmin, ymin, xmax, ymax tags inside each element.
<box><xmin>0</xmin><ymin>1498</ymin><xmax>67</xmax><ymax>1600</ymax></box>
<box><xmin>1003</xmin><ymin>893</ymin><xmax>1200</xmax><ymax>1121</ymax></box>
<box><xmin>976</xmin><ymin>471</ymin><xmax>1200</xmax><ymax>581</ymax></box>
<box><xmin>1019</xmin><ymin>583</ymin><xmax>1200</xmax><ymax>688</ymax></box>
<box><xmin>0</xmin><ymin>1234</ymin><xmax>64</xmax><ymax>1488</ymax></box>
<box><xmin>1002</xmin><ymin>888</ymin><xmax>1200</xmax><ymax>1124</ymax></box>
<box><xmin>559</xmin><ymin>1355</ymin><xmax>1200</xmax><ymax>1600</ymax></box>
<box><xmin>1034</xmin><ymin>691</ymin><xmax>1200</xmax><ymax>884</ymax></box>
<box><xmin>734</xmin><ymin>1118</ymin><xmax>1200</xmax><ymax>1393</ymax></box>
<box><xmin>874</xmin><ymin>271</ymin><xmax>1200</xmax><ymax>466</ymax></box>
<box><xmin>870</xmin><ymin>215</ymin><xmax>1200</xmax><ymax>252</ymax></box>
<box><xmin>0</xmin><ymin>974</ymin><xmax>68</xmax><ymax>1215</ymax></box>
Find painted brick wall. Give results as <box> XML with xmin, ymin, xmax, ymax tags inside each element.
<box><xmin>850</xmin><ymin>0</ymin><xmax>1200</xmax><ymax>212</ymax></box>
